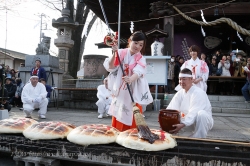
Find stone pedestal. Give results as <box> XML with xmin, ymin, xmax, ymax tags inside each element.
<box><xmin>83</xmin><ymin>55</ymin><xmax>108</xmax><ymax>78</ymax></box>
<box><xmin>61</xmin><ymin>55</ymin><xmax>108</xmax><ymax>109</ymax></box>
<box><xmin>19</xmin><ymin>55</ymin><xmax>64</xmax><ymax>88</ymax></box>
<box><xmin>0</xmin><ymin>109</ymin><xmax>9</xmax><ymax>120</ymax></box>
<box><xmin>25</xmin><ymin>55</ymin><xmax>59</xmax><ymax>68</ymax></box>
<box><xmin>76</xmin><ymin>79</ymin><xmax>103</xmax><ymax>88</ymax></box>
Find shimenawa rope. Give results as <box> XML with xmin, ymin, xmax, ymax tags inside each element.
<box><xmin>167</xmin><ymin>2</ymin><xmax>250</xmax><ymax>36</ymax></box>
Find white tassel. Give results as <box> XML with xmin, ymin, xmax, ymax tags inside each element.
<box><xmin>130</xmin><ymin>21</ymin><xmax>134</xmax><ymax>34</ymax></box>
<box><xmin>200</xmin><ymin>10</ymin><xmax>207</xmax><ymax>23</ymax></box>
<box><xmin>201</xmin><ymin>26</ymin><xmax>206</xmax><ymax>37</ymax></box>
<box><xmin>237</xmin><ymin>31</ymin><xmax>243</xmax><ymax>41</ymax></box>
<box><xmin>83</xmin><ymin>22</ymin><xmax>89</xmax><ymax>37</ymax></box>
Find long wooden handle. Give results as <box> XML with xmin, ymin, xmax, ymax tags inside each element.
<box><xmin>172</xmin><ymin>135</ymin><xmax>250</xmax><ymax>146</ymax></box>
<box><xmin>116</xmin><ymin>52</ymin><xmax>134</xmax><ymax>103</ymax></box>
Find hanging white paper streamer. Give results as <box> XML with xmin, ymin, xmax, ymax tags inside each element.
<box><xmin>201</xmin><ymin>26</ymin><xmax>206</xmax><ymax>37</ymax></box>
<box><xmin>130</xmin><ymin>21</ymin><xmax>134</xmax><ymax>33</ymax></box>
<box><xmin>200</xmin><ymin>10</ymin><xmax>207</xmax><ymax>23</ymax></box>
<box><xmin>200</xmin><ymin>10</ymin><xmax>206</xmax><ymax>37</ymax></box>
<box><xmin>83</xmin><ymin>22</ymin><xmax>89</xmax><ymax>37</ymax></box>
<box><xmin>237</xmin><ymin>31</ymin><xmax>243</xmax><ymax>41</ymax></box>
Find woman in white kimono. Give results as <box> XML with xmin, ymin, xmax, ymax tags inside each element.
<box><xmin>180</xmin><ymin>45</ymin><xmax>209</xmax><ymax>91</ymax></box>
<box><xmin>103</xmin><ymin>31</ymin><xmax>153</xmax><ymax>131</ymax></box>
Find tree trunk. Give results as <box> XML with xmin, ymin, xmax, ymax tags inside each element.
<box><xmin>78</xmin><ymin>14</ymin><xmax>98</xmax><ymax>70</ymax></box>
<box><xmin>68</xmin><ymin>2</ymin><xmax>89</xmax><ymax>78</ymax></box>
<box><xmin>66</xmin><ymin>0</ymin><xmax>74</xmax><ymax>20</ymax></box>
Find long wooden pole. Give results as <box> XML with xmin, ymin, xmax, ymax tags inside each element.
<box><xmin>117</xmin><ymin>0</ymin><xmax>121</xmax><ymax>49</ymax></box>
<box><xmin>172</xmin><ymin>135</ymin><xmax>250</xmax><ymax>146</ymax></box>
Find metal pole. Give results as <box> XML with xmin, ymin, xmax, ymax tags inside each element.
<box><xmin>117</xmin><ymin>0</ymin><xmax>121</xmax><ymax>49</ymax></box>
<box><xmin>40</xmin><ymin>13</ymin><xmax>43</xmax><ymax>44</ymax></box>
<box><xmin>2</xmin><ymin>0</ymin><xmax>7</xmax><ymax>107</ymax></box>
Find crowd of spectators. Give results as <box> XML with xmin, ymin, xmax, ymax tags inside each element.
<box><xmin>165</xmin><ymin>49</ymin><xmax>249</xmax><ymax>96</ymax></box>
<box><xmin>0</xmin><ymin>60</ymin><xmax>52</xmax><ymax>112</ymax></box>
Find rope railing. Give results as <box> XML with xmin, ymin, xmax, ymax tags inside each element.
<box><xmin>167</xmin><ymin>2</ymin><xmax>250</xmax><ymax>36</ymax></box>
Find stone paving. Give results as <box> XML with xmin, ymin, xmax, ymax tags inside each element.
<box><xmin>8</xmin><ymin>106</ymin><xmax>250</xmax><ymax>142</ymax></box>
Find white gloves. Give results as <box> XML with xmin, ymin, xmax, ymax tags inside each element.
<box><xmin>34</xmin><ymin>97</ymin><xmax>42</xmax><ymax>103</ymax></box>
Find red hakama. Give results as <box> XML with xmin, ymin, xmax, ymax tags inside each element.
<box><xmin>111</xmin><ymin>103</ymin><xmax>143</xmax><ymax>132</ymax></box>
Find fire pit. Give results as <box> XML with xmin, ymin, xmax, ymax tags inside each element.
<box><xmin>0</xmin><ymin>134</ymin><xmax>249</xmax><ymax>165</ymax></box>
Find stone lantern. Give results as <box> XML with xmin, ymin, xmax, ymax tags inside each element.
<box><xmin>52</xmin><ymin>8</ymin><xmax>79</xmax><ymax>79</ymax></box>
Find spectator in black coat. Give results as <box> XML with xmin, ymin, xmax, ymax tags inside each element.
<box><xmin>215</xmin><ymin>50</ymin><xmax>223</xmax><ymax>65</ymax></box>
<box><xmin>0</xmin><ymin>78</ymin><xmax>11</xmax><ymax>111</ymax></box>
<box><xmin>39</xmin><ymin>78</ymin><xmax>52</xmax><ymax>103</ymax></box>
<box><xmin>9</xmin><ymin>78</ymin><xmax>24</xmax><ymax>107</ymax></box>
<box><xmin>209</xmin><ymin>58</ymin><xmax>218</xmax><ymax>76</ymax></box>
<box><xmin>208</xmin><ymin>58</ymin><xmax>218</xmax><ymax>94</ymax></box>
<box><xmin>174</xmin><ymin>56</ymin><xmax>184</xmax><ymax>87</ymax></box>
<box><xmin>4</xmin><ymin>77</ymin><xmax>17</xmax><ymax>103</ymax></box>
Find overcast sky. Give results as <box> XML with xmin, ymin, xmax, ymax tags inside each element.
<box><xmin>0</xmin><ymin>0</ymin><xmax>111</xmax><ymax>60</ymax></box>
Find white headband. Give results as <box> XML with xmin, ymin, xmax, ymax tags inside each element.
<box><xmin>30</xmin><ymin>75</ymin><xmax>39</xmax><ymax>79</ymax></box>
<box><xmin>179</xmin><ymin>73</ymin><xmax>193</xmax><ymax>78</ymax></box>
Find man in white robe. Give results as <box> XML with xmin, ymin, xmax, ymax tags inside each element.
<box><xmin>96</xmin><ymin>78</ymin><xmax>112</xmax><ymax>119</ymax></box>
<box><xmin>21</xmin><ymin>75</ymin><xmax>48</xmax><ymax>119</ymax></box>
<box><xmin>167</xmin><ymin>68</ymin><xmax>213</xmax><ymax>138</ymax></box>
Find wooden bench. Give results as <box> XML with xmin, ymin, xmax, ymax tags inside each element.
<box><xmin>207</xmin><ymin>76</ymin><xmax>246</xmax><ymax>95</ymax></box>
<box><xmin>55</xmin><ymin>88</ymin><xmax>97</xmax><ymax>109</ymax></box>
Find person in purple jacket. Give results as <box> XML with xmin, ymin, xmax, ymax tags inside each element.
<box><xmin>30</xmin><ymin>60</ymin><xmax>46</xmax><ymax>80</ymax></box>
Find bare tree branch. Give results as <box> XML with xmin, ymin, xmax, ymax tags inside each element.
<box><xmin>78</xmin><ymin>14</ymin><xmax>97</xmax><ymax>70</ymax></box>
<box><xmin>35</xmin><ymin>0</ymin><xmax>61</xmax><ymax>12</ymax></box>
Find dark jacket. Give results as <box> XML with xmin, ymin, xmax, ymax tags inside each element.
<box><xmin>216</xmin><ymin>54</ymin><xmax>222</xmax><ymax>65</ymax></box>
<box><xmin>30</xmin><ymin>67</ymin><xmax>46</xmax><ymax>80</ymax></box>
<box><xmin>15</xmin><ymin>82</ymin><xmax>24</xmax><ymax>97</ymax></box>
<box><xmin>174</xmin><ymin>62</ymin><xmax>183</xmax><ymax>79</ymax></box>
<box><xmin>0</xmin><ymin>86</ymin><xmax>11</xmax><ymax>111</ymax></box>
<box><xmin>0</xmin><ymin>87</ymin><xmax>8</xmax><ymax>98</ymax></box>
<box><xmin>5</xmin><ymin>83</ymin><xmax>17</xmax><ymax>98</ymax></box>
<box><xmin>45</xmin><ymin>84</ymin><xmax>52</xmax><ymax>98</ymax></box>
<box><xmin>209</xmin><ymin>63</ymin><xmax>218</xmax><ymax>76</ymax></box>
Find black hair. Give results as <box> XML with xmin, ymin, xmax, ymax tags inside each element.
<box><xmin>189</xmin><ymin>45</ymin><xmax>201</xmax><ymax>55</ymax></box>
<box><xmin>39</xmin><ymin>78</ymin><xmax>46</xmax><ymax>82</ymax></box>
<box><xmin>179</xmin><ymin>56</ymin><xmax>184</xmax><ymax>60</ymax></box>
<box><xmin>180</xmin><ymin>68</ymin><xmax>192</xmax><ymax>75</ymax></box>
<box><xmin>128</xmin><ymin>31</ymin><xmax>147</xmax><ymax>54</ymax></box>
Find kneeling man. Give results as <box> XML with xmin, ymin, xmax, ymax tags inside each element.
<box><xmin>96</xmin><ymin>78</ymin><xmax>112</xmax><ymax>119</ymax></box>
<box><xmin>167</xmin><ymin>68</ymin><xmax>213</xmax><ymax>138</ymax></box>
<box><xmin>21</xmin><ymin>75</ymin><xmax>48</xmax><ymax>119</ymax></box>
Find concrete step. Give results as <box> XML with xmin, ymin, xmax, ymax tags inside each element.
<box><xmin>211</xmin><ymin>101</ymin><xmax>250</xmax><ymax>109</ymax></box>
<box><xmin>161</xmin><ymin>104</ymin><xmax>250</xmax><ymax>114</ymax></box>
<box><xmin>208</xmin><ymin>95</ymin><xmax>245</xmax><ymax>102</ymax></box>
<box><xmin>162</xmin><ymin>99</ymin><xmax>250</xmax><ymax>114</ymax></box>
<box><xmin>153</xmin><ymin>93</ymin><xmax>245</xmax><ymax>102</ymax></box>
<box><xmin>212</xmin><ymin>107</ymin><xmax>250</xmax><ymax>114</ymax></box>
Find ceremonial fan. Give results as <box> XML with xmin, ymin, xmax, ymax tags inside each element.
<box><xmin>98</xmin><ymin>0</ymin><xmax>158</xmax><ymax>143</ymax></box>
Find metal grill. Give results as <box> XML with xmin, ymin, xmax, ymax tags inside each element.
<box><xmin>0</xmin><ymin>134</ymin><xmax>250</xmax><ymax>166</ymax></box>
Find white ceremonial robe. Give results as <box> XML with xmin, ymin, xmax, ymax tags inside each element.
<box><xmin>180</xmin><ymin>58</ymin><xmax>209</xmax><ymax>91</ymax></box>
<box><xmin>167</xmin><ymin>85</ymin><xmax>213</xmax><ymax>138</ymax></box>
<box><xmin>96</xmin><ymin>85</ymin><xmax>112</xmax><ymax>114</ymax></box>
<box><xmin>21</xmin><ymin>82</ymin><xmax>48</xmax><ymax>116</ymax></box>
<box><xmin>103</xmin><ymin>48</ymin><xmax>153</xmax><ymax>126</ymax></box>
